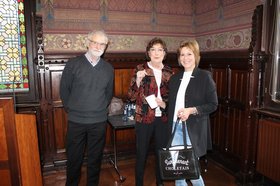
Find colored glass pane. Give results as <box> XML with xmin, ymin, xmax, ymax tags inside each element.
<box><xmin>0</xmin><ymin>0</ymin><xmax>29</xmax><ymax>92</ymax></box>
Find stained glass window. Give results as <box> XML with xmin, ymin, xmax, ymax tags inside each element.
<box><xmin>0</xmin><ymin>0</ymin><xmax>29</xmax><ymax>93</ymax></box>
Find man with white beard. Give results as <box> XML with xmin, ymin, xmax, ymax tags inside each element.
<box><xmin>60</xmin><ymin>30</ymin><xmax>114</xmax><ymax>186</ymax></box>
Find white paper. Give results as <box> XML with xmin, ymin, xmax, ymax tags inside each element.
<box><xmin>145</xmin><ymin>94</ymin><xmax>158</xmax><ymax>109</ymax></box>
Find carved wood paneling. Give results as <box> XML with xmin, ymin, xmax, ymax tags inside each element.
<box><xmin>199</xmin><ymin>49</ymin><xmax>259</xmax><ymax>183</ymax></box>
<box><xmin>211</xmin><ymin>68</ymin><xmax>227</xmax><ymax>150</ymax></box>
<box><xmin>36</xmin><ymin>37</ymin><xmax>265</xmax><ymax>186</ymax></box>
<box><xmin>227</xmin><ymin>107</ymin><xmax>246</xmax><ymax>155</ymax></box>
<box><xmin>53</xmin><ymin>108</ymin><xmax>67</xmax><ymax>152</ymax></box>
<box><xmin>227</xmin><ymin>69</ymin><xmax>248</xmax><ymax>156</ymax></box>
<box><xmin>38</xmin><ymin>50</ymin><xmax>254</xmax><ymax>174</ymax></box>
<box><xmin>212</xmin><ymin>68</ymin><xmax>227</xmax><ymax>98</ymax></box>
<box><xmin>13</xmin><ymin>2</ymin><xmax>276</xmax><ymax>185</ymax></box>
<box><xmin>9</xmin><ymin>1</ymin><xmax>277</xmax><ymax>185</ymax></box>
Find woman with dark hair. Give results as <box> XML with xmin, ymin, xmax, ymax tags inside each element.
<box><xmin>168</xmin><ymin>40</ymin><xmax>218</xmax><ymax>186</ymax></box>
<box><xmin>127</xmin><ymin>37</ymin><xmax>173</xmax><ymax>186</ymax></box>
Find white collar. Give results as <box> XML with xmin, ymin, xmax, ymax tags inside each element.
<box><xmin>85</xmin><ymin>52</ymin><xmax>100</xmax><ymax>66</ymax></box>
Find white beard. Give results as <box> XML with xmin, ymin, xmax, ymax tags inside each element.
<box><xmin>89</xmin><ymin>49</ymin><xmax>104</xmax><ymax>57</ymax></box>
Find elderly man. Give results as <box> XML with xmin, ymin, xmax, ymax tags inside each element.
<box><xmin>60</xmin><ymin>30</ymin><xmax>114</xmax><ymax>186</ymax></box>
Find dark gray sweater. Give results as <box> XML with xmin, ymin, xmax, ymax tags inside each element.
<box><xmin>60</xmin><ymin>54</ymin><xmax>114</xmax><ymax>124</ymax></box>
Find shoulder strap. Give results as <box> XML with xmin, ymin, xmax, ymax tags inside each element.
<box><xmin>166</xmin><ymin>118</ymin><xmax>187</xmax><ymax>150</ymax></box>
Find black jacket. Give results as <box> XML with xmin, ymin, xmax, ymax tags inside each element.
<box><xmin>168</xmin><ymin>68</ymin><xmax>218</xmax><ymax>157</ymax></box>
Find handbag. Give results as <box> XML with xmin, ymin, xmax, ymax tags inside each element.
<box><xmin>158</xmin><ymin>119</ymin><xmax>201</xmax><ymax>180</ymax></box>
<box><xmin>108</xmin><ymin>97</ymin><xmax>124</xmax><ymax>116</ymax></box>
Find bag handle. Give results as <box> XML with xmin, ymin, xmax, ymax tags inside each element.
<box><xmin>166</xmin><ymin>118</ymin><xmax>188</xmax><ymax>150</ymax></box>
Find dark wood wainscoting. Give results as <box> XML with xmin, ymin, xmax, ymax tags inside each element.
<box><xmin>37</xmin><ymin>52</ymin><xmax>180</xmax><ymax>170</ymax></box>
<box><xmin>7</xmin><ymin>4</ymin><xmax>278</xmax><ymax>185</ymax></box>
<box><xmin>200</xmin><ymin>51</ymin><xmax>257</xmax><ymax>179</ymax></box>
<box><xmin>35</xmin><ymin>50</ymin><xmax>260</xmax><ymax>184</ymax></box>
<box><xmin>253</xmin><ymin>110</ymin><xmax>280</xmax><ymax>184</ymax></box>
<box><xmin>257</xmin><ymin>118</ymin><xmax>280</xmax><ymax>183</ymax></box>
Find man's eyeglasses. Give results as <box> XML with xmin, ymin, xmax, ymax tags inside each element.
<box><xmin>88</xmin><ymin>39</ymin><xmax>107</xmax><ymax>48</ymax></box>
<box><xmin>149</xmin><ymin>48</ymin><xmax>165</xmax><ymax>53</ymax></box>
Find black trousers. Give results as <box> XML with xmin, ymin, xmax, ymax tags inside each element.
<box><xmin>135</xmin><ymin>117</ymin><xmax>169</xmax><ymax>186</ymax></box>
<box><xmin>65</xmin><ymin>120</ymin><xmax>107</xmax><ymax>186</ymax></box>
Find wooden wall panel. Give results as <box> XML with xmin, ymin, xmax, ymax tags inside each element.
<box><xmin>53</xmin><ymin>108</ymin><xmax>67</xmax><ymax>152</ymax></box>
<box><xmin>49</xmin><ymin>67</ymin><xmax>65</xmax><ymax>154</ymax></box>
<box><xmin>15</xmin><ymin>114</ymin><xmax>43</xmax><ymax>186</ymax></box>
<box><xmin>211</xmin><ymin>68</ymin><xmax>227</xmax><ymax>150</ymax></box>
<box><xmin>211</xmin><ymin>105</ymin><xmax>227</xmax><ymax>150</ymax></box>
<box><xmin>49</xmin><ymin>66</ymin><xmax>64</xmax><ymax>106</ymax></box>
<box><xmin>50</xmin><ymin>71</ymin><xmax>62</xmax><ymax>102</ymax></box>
<box><xmin>27</xmin><ymin>4</ymin><xmax>274</xmax><ymax>185</ymax></box>
<box><xmin>257</xmin><ymin>119</ymin><xmax>280</xmax><ymax>183</ymax></box>
<box><xmin>199</xmin><ymin>49</ymin><xmax>257</xmax><ymax>182</ymax></box>
<box><xmin>114</xmin><ymin>69</ymin><xmax>134</xmax><ymax>99</ymax></box>
<box><xmin>209</xmin><ymin>66</ymin><xmax>249</xmax><ymax>158</ymax></box>
<box><xmin>229</xmin><ymin>70</ymin><xmax>248</xmax><ymax>106</ymax></box>
<box><xmin>227</xmin><ymin>108</ymin><xmax>245</xmax><ymax>155</ymax></box>
<box><xmin>212</xmin><ymin>68</ymin><xmax>227</xmax><ymax>99</ymax></box>
<box><xmin>0</xmin><ymin>170</ymin><xmax>11</xmax><ymax>186</ymax></box>
<box><xmin>0</xmin><ymin>99</ymin><xmax>21</xmax><ymax>186</ymax></box>
<box><xmin>0</xmin><ymin>109</ymin><xmax>8</xmax><ymax>160</ymax></box>
<box><xmin>0</xmin><ymin>109</ymin><xmax>12</xmax><ymax>186</ymax></box>
<box><xmin>226</xmin><ymin>70</ymin><xmax>248</xmax><ymax>156</ymax></box>
<box><xmin>38</xmin><ymin>50</ymin><xmax>257</xmax><ymax>184</ymax></box>
<box><xmin>0</xmin><ymin>98</ymin><xmax>42</xmax><ymax>186</ymax></box>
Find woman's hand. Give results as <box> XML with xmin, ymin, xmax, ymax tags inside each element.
<box><xmin>136</xmin><ymin>70</ymin><xmax>147</xmax><ymax>87</ymax></box>
<box><xmin>177</xmin><ymin>107</ymin><xmax>197</xmax><ymax>121</ymax></box>
<box><xmin>155</xmin><ymin>97</ymin><xmax>166</xmax><ymax>109</ymax></box>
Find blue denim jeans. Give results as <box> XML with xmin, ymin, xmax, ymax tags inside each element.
<box><xmin>171</xmin><ymin>122</ymin><xmax>205</xmax><ymax>186</ymax></box>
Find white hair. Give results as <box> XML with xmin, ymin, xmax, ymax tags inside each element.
<box><xmin>85</xmin><ymin>30</ymin><xmax>109</xmax><ymax>47</ymax></box>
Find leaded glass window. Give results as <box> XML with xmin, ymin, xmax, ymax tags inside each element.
<box><xmin>0</xmin><ymin>0</ymin><xmax>29</xmax><ymax>93</ymax></box>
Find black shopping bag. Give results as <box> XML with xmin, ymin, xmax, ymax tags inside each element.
<box><xmin>158</xmin><ymin>119</ymin><xmax>200</xmax><ymax>180</ymax></box>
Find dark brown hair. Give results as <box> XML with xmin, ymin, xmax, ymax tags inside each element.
<box><xmin>145</xmin><ymin>37</ymin><xmax>167</xmax><ymax>60</ymax></box>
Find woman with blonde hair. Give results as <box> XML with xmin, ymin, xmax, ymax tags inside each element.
<box><xmin>167</xmin><ymin>40</ymin><xmax>218</xmax><ymax>186</ymax></box>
